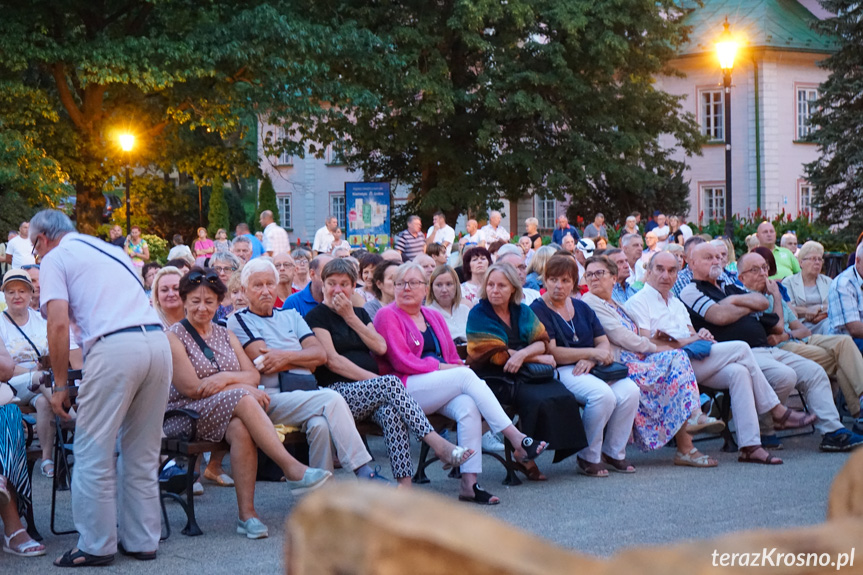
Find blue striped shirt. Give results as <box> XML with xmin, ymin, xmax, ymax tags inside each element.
<box><xmin>828</xmin><ymin>266</ymin><xmax>863</xmax><ymax>335</ymax></box>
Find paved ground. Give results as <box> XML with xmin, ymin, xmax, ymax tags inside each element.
<box><xmin>3</xmin><ymin>430</ymin><xmax>853</xmax><ymax>574</ymax></box>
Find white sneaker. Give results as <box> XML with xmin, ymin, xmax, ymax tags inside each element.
<box><xmin>481</xmin><ymin>431</ymin><xmax>505</xmax><ymax>452</ymax></box>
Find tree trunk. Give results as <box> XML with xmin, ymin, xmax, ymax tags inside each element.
<box><xmin>75</xmin><ymin>184</ymin><xmax>104</xmax><ymax>235</ymax></box>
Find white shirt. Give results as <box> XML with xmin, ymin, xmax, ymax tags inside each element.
<box><xmin>480</xmin><ymin>224</ymin><xmax>510</xmax><ymax>244</ymax></box>
<box><xmin>428</xmin><ymin>301</ymin><xmax>470</xmax><ymax>341</ymax></box>
<box><xmin>460</xmin><ymin>231</ymin><xmax>483</xmax><ymax>248</ymax></box>
<box><xmin>167</xmin><ymin>245</ymin><xmax>193</xmax><ymax>261</ymax></box>
<box><xmin>522</xmin><ymin>288</ymin><xmax>541</xmax><ymax>306</ymax></box>
<box><xmin>6</xmin><ymin>235</ymin><xmax>36</xmax><ymax>269</ymax></box>
<box><xmin>0</xmin><ymin>308</ymin><xmax>78</xmax><ymax>368</ymax></box>
<box><xmin>39</xmin><ymin>233</ymin><xmax>160</xmax><ymax>354</ymax></box>
<box><xmin>426</xmin><ymin>224</ymin><xmax>456</xmax><ymax>257</ymax></box>
<box><xmin>624</xmin><ymin>283</ymin><xmax>692</xmax><ymax>339</ymax></box>
<box><xmin>312</xmin><ymin>226</ymin><xmax>335</xmax><ymax>253</ymax></box>
<box><xmin>263</xmin><ymin>222</ymin><xmax>290</xmax><ymax>255</ymax></box>
<box><xmin>653</xmin><ymin>225</ymin><xmax>671</xmax><ymax>249</ymax></box>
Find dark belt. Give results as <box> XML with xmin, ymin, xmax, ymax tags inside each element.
<box><xmin>101</xmin><ymin>324</ymin><xmax>163</xmax><ymax>339</ymax></box>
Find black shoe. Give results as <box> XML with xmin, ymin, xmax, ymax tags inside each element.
<box><xmin>852</xmin><ymin>419</ymin><xmax>863</xmax><ymax>436</ymax></box>
<box><xmin>820</xmin><ymin>428</ymin><xmax>863</xmax><ymax>452</ymax></box>
<box><xmin>118</xmin><ymin>542</ymin><xmax>157</xmax><ymax>561</ymax></box>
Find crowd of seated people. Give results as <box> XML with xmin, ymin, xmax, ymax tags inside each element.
<box><xmin>4</xmin><ymin>212</ymin><xmax>863</xmax><ymax>557</ymax></box>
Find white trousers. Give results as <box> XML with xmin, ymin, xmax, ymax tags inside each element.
<box><xmin>690</xmin><ymin>341</ymin><xmax>779</xmax><ymax>448</ymax></box>
<box><xmin>752</xmin><ymin>347</ymin><xmax>843</xmax><ymax>435</ymax></box>
<box><xmin>556</xmin><ymin>369</ymin><xmax>639</xmax><ymax>463</ymax></box>
<box><xmin>405</xmin><ymin>368</ymin><xmax>512</xmax><ymax>474</ymax></box>
<box><xmin>72</xmin><ymin>330</ymin><xmax>172</xmax><ymax>556</ymax></box>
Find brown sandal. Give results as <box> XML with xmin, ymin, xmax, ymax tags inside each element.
<box><xmin>738</xmin><ymin>446</ymin><xmax>783</xmax><ymax>465</ymax></box>
<box><xmin>576</xmin><ymin>456</ymin><xmax>609</xmax><ymax>477</ymax></box>
<box><xmin>774</xmin><ymin>407</ymin><xmax>816</xmax><ymax>431</ymax></box>
<box><xmin>513</xmin><ymin>460</ymin><xmax>547</xmax><ymax>481</ymax></box>
<box><xmin>601</xmin><ymin>453</ymin><xmax>636</xmax><ymax>473</ymax></box>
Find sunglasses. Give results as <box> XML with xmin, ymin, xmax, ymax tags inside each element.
<box><xmin>188</xmin><ymin>270</ymin><xmax>221</xmax><ymax>286</ymax></box>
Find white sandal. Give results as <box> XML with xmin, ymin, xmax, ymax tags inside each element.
<box><xmin>40</xmin><ymin>459</ymin><xmax>55</xmax><ymax>478</ymax></box>
<box><xmin>3</xmin><ymin>528</ymin><xmax>46</xmax><ymax>557</ymax></box>
<box><xmin>441</xmin><ymin>446</ymin><xmax>477</xmax><ymax>470</ymax></box>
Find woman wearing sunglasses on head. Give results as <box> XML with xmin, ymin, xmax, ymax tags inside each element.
<box><xmin>164</xmin><ymin>267</ymin><xmax>331</xmax><ymax>539</ymax></box>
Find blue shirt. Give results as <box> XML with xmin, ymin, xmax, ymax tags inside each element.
<box><xmin>612</xmin><ymin>281</ymin><xmax>638</xmax><ymax>305</ymax></box>
<box><xmin>244</xmin><ymin>234</ymin><xmax>265</xmax><ymax>259</ymax></box>
<box><xmin>530</xmin><ymin>297</ymin><xmax>604</xmax><ymax>349</ymax></box>
<box><xmin>282</xmin><ymin>283</ymin><xmax>319</xmax><ymax>316</ymax></box>
<box><xmin>828</xmin><ymin>265</ymin><xmax>863</xmax><ymax>335</ymax></box>
<box><xmin>552</xmin><ymin>226</ymin><xmax>580</xmax><ymax>245</ymax></box>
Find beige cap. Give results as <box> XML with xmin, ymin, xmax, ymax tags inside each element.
<box><xmin>1</xmin><ymin>269</ymin><xmax>34</xmax><ymax>291</ymax></box>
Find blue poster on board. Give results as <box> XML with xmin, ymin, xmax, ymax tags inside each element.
<box><xmin>345</xmin><ymin>182</ymin><xmax>391</xmax><ymax>249</ymax></box>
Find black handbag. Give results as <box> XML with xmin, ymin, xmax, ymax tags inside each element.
<box><xmin>516</xmin><ymin>362</ymin><xmax>555</xmax><ymax>384</ymax></box>
<box><xmin>277</xmin><ymin>372</ymin><xmax>319</xmax><ymax>392</ymax></box>
<box><xmin>590</xmin><ymin>361</ymin><xmax>629</xmax><ymax>382</ymax></box>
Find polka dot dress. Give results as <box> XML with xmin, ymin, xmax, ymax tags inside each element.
<box><xmin>164</xmin><ymin>322</ymin><xmax>250</xmax><ymax>442</ymax></box>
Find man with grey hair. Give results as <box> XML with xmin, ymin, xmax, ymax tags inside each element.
<box><xmin>583</xmin><ymin>213</ymin><xmax>607</xmax><ymax>239</ymax></box>
<box><xmin>628</xmin><ymin>251</ymin><xmax>803</xmax><ymax>463</ymax></box>
<box><xmin>312</xmin><ymin>216</ymin><xmax>338</xmax><ymax>256</ymax></box>
<box><xmin>260</xmin><ymin>209</ymin><xmax>290</xmax><ymax>256</ymax></box>
<box><xmin>31</xmin><ymin>209</ymin><xmax>171</xmax><ymax>565</ymax></box>
<box><xmin>620</xmin><ymin>233</ymin><xmax>644</xmax><ymax>285</ymax></box>
<box><xmin>604</xmin><ymin>248</ymin><xmax>637</xmax><ymax>304</ymax></box>
<box><xmin>828</xmin><ymin>241</ymin><xmax>863</xmax><ymax>355</ymax></box>
<box><xmin>670</xmin><ymin>236</ymin><xmax>706</xmax><ymax>297</ymax></box>
<box><xmin>480</xmin><ymin>210</ymin><xmax>510</xmax><ymax>244</ymax></box>
<box><xmin>231</xmin><ymin>235</ymin><xmax>254</xmax><ymax>264</ymax></box>
<box><xmin>496</xmin><ymin>246</ymin><xmax>540</xmax><ymax>304</ymax></box>
<box><xmin>229</xmin><ymin>258</ymin><xmax>387</xmax><ymax>482</ymax></box>
<box><xmin>235</xmin><ymin>222</ymin><xmax>264</xmax><ymax>259</ymax></box>
<box><xmin>394</xmin><ymin>215</ymin><xmax>426</xmax><ymax>262</ymax></box>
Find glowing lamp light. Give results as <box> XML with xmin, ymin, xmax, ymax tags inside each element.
<box><xmin>119</xmin><ymin>134</ymin><xmax>135</xmax><ymax>152</ymax></box>
<box><xmin>716</xmin><ymin>18</ymin><xmax>738</xmax><ymax>71</ymax></box>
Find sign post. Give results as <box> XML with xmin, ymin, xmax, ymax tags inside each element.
<box><xmin>345</xmin><ymin>182</ymin><xmax>391</xmax><ymax>250</ymax></box>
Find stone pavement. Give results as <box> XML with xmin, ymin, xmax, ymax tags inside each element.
<box><xmin>3</xmin><ymin>431</ymin><xmax>852</xmax><ymax>574</ymax></box>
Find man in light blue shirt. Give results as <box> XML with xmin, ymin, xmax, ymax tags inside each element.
<box><xmin>828</xmin><ymin>243</ymin><xmax>863</xmax><ymax>354</ymax></box>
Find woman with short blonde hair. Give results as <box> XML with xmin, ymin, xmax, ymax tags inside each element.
<box><xmin>151</xmin><ymin>266</ymin><xmax>184</xmax><ymax>327</ymax></box>
<box><xmin>523</xmin><ymin>217</ymin><xmax>542</xmax><ymax>250</ymax></box>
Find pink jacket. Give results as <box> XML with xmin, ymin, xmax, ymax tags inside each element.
<box><xmin>373</xmin><ymin>303</ymin><xmax>462</xmax><ymax>385</ymax></box>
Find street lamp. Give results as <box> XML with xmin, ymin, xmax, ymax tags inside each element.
<box><xmin>716</xmin><ymin>18</ymin><xmax>738</xmax><ymax>239</ymax></box>
<box><xmin>119</xmin><ymin>134</ymin><xmax>135</xmax><ymax>235</ymax></box>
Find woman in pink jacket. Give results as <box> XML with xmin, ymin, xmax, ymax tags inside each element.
<box><xmin>373</xmin><ymin>262</ymin><xmax>547</xmax><ymax>505</ymax></box>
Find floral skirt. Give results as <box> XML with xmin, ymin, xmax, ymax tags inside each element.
<box><xmin>621</xmin><ymin>349</ymin><xmax>698</xmax><ymax>451</ymax></box>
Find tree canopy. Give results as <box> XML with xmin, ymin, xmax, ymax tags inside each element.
<box><xmin>805</xmin><ymin>0</ymin><xmax>863</xmax><ymax>240</ymax></box>
<box><xmin>293</xmin><ymin>0</ymin><xmax>704</xmax><ymax>224</ymax></box>
<box><xmin>0</xmin><ymin>0</ymin><xmax>387</xmax><ymax>233</ymax></box>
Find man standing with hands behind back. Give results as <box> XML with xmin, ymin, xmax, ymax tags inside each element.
<box><xmin>31</xmin><ymin>209</ymin><xmax>172</xmax><ymax>567</ymax></box>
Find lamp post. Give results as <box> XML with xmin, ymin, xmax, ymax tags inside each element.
<box><xmin>119</xmin><ymin>134</ymin><xmax>135</xmax><ymax>235</ymax></box>
<box><xmin>716</xmin><ymin>18</ymin><xmax>738</xmax><ymax>239</ymax></box>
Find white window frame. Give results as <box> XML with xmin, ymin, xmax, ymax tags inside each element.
<box><xmin>275</xmin><ymin>127</ymin><xmax>293</xmax><ymax>166</ymax></box>
<box><xmin>699</xmin><ymin>89</ymin><xmax>724</xmax><ymax>141</ymax></box>
<box><xmin>277</xmin><ymin>195</ymin><xmax>292</xmax><ymax>229</ymax></box>
<box><xmin>796</xmin><ymin>87</ymin><xmax>818</xmax><ymax>140</ymax></box>
<box><xmin>330</xmin><ymin>194</ymin><xmax>346</xmax><ymax>229</ymax></box>
<box><xmin>326</xmin><ymin>141</ymin><xmax>346</xmax><ymax>165</ymax></box>
<box><xmin>702</xmin><ymin>185</ymin><xmax>725</xmax><ymax>223</ymax></box>
<box><xmin>536</xmin><ymin>196</ymin><xmax>556</xmax><ymax>229</ymax></box>
<box><xmin>798</xmin><ymin>182</ymin><xmax>816</xmax><ymax>217</ymax></box>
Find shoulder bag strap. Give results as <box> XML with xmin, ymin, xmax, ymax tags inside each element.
<box><xmin>70</xmin><ymin>238</ymin><xmax>142</xmax><ymax>286</ymax></box>
<box><xmin>232</xmin><ymin>312</ymin><xmax>257</xmax><ymax>342</ymax></box>
<box><xmin>3</xmin><ymin>311</ymin><xmax>43</xmax><ymax>358</ymax></box>
<box><xmin>179</xmin><ymin>318</ymin><xmax>219</xmax><ymax>368</ymax></box>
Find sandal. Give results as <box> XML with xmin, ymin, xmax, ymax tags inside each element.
<box><xmin>773</xmin><ymin>407</ymin><xmax>816</xmax><ymax>431</ymax></box>
<box><xmin>458</xmin><ymin>483</ymin><xmax>500</xmax><ymax>505</ymax></box>
<box><xmin>576</xmin><ymin>456</ymin><xmax>609</xmax><ymax>478</ymax></box>
<box><xmin>54</xmin><ymin>547</ymin><xmax>114</xmax><ymax>567</ymax></box>
<box><xmin>513</xmin><ymin>460</ymin><xmax>547</xmax><ymax>481</ymax></box>
<box><xmin>685</xmin><ymin>414</ymin><xmax>726</xmax><ymax>435</ymax></box>
<box><xmin>118</xmin><ymin>541</ymin><xmax>157</xmax><ymax>561</ymax></box>
<box><xmin>738</xmin><ymin>446</ymin><xmax>783</xmax><ymax>465</ymax></box>
<box><xmin>601</xmin><ymin>453</ymin><xmax>636</xmax><ymax>473</ymax></box>
<box><xmin>41</xmin><ymin>459</ymin><xmax>55</xmax><ymax>479</ymax></box>
<box><xmin>441</xmin><ymin>446</ymin><xmax>477</xmax><ymax>471</ymax></box>
<box><xmin>3</xmin><ymin>528</ymin><xmax>46</xmax><ymax>557</ymax></box>
<box><xmin>517</xmin><ymin>436</ymin><xmax>548</xmax><ymax>462</ymax></box>
<box><xmin>674</xmin><ymin>447</ymin><xmax>718</xmax><ymax>468</ymax></box>
<box><xmin>203</xmin><ymin>468</ymin><xmax>235</xmax><ymax>487</ymax></box>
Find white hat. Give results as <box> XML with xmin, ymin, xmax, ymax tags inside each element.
<box><xmin>576</xmin><ymin>238</ymin><xmax>595</xmax><ymax>257</ymax></box>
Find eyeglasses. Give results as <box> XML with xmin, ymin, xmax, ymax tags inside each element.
<box><xmin>213</xmin><ymin>266</ymin><xmax>237</xmax><ymax>274</ymax></box>
<box><xmin>802</xmin><ymin>256</ymin><xmax>823</xmax><ymax>262</ymax></box>
<box><xmin>395</xmin><ymin>280</ymin><xmax>427</xmax><ymax>290</ymax></box>
<box><xmin>740</xmin><ymin>264</ymin><xmax>770</xmax><ymax>275</ymax></box>
<box><xmin>31</xmin><ymin>237</ymin><xmax>40</xmax><ymax>257</ymax></box>
<box><xmin>295</xmin><ymin>259</ymin><xmax>309</xmax><ymax>266</ymax></box>
<box><xmin>274</xmin><ymin>263</ymin><xmax>295</xmax><ymax>270</ymax></box>
<box><xmin>188</xmin><ymin>270</ymin><xmax>221</xmax><ymax>286</ymax></box>
<box><xmin>584</xmin><ymin>270</ymin><xmax>609</xmax><ymax>280</ymax></box>
<box><xmin>21</xmin><ymin>264</ymin><xmax>40</xmax><ymax>271</ymax></box>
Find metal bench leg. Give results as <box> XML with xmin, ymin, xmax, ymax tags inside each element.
<box><xmin>23</xmin><ymin>457</ymin><xmax>43</xmax><ymax>541</ymax></box>
<box><xmin>180</xmin><ymin>454</ymin><xmax>203</xmax><ymax>536</ymax></box>
<box><xmin>411</xmin><ymin>443</ymin><xmax>432</xmax><ymax>484</ymax></box>
<box><xmin>500</xmin><ymin>440</ymin><xmax>522</xmax><ymax>486</ymax></box>
<box><xmin>51</xmin><ymin>421</ymin><xmax>77</xmax><ymax>536</ymax></box>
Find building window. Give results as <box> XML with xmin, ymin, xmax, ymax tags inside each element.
<box><xmin>536</xmin><ymin>196</ymin><xmax>556</xmax><ymax>229</ymax></box>
<box><xmin>277</xmin><ymin>195</ymin><xmax>292</xmax><ymax>229</ymax></box>
<box><xmin>276</xmin><ymin>127</ymin><xmax>292</xmax><ymax>166</ymax></box>
<box><xmin>799</xmin><ymin>184</ymin><xmax>816</xmax><ymax>217</ymax></box>
<box><xmin>797</xmin><ymin>88</ymin><xmax>818</xmax><ymax>140</ymax></box>
<box><xmin>330</xmin><ymin>194</ymin><xmax>346</xmax><ymax>229</ymax></box>
<box><xmin>326</xmin><ymin>142</ymin><xmax>346</xmax><ymax>165</ymax></box>
<box><xmin>703</xmin><ymin>186</ymin><xmax>725</xmax><ymax>222</ymax></box>
<box><xmin>700</xmin><ymin>89</ymin><xmax>724</xmax><ymax>140</ymax></box>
